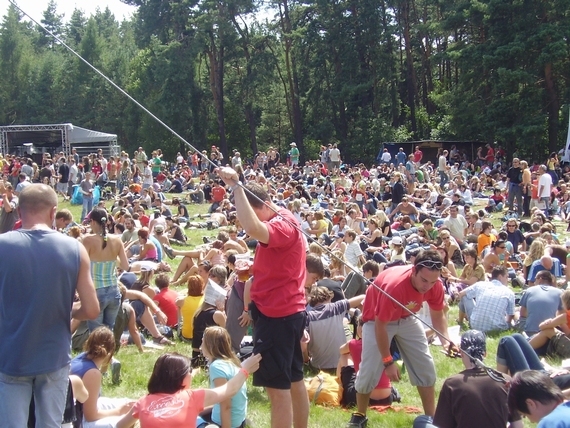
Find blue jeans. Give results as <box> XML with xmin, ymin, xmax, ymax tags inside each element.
<box><xmin>439</xmin><ymin>170</ymin><xmax>448</xmax><ymax>187</ymax></box>
<box><xmin>496</xmin><ymin>333</ymin><xmax>543</xmax><ymax>372</ymax></box>
<box><xmin>413</xmin><ymin>415</ymin><xmax>438</xmax><ymax>428</ymax></box>
<box><xmin>507</xmin><ymin>183</ymin><xmax>523</xmax><ymax>214</ymax></box>
<box><xmin>87</xmin><ymin>286</ymin><xmax>121</xmax><ymax>332</ymax></box>
<box><xmin>81</xmin><ymin>197</ymin><xmax>93</xmax><ymax>221</ymax></box>
<box><xmin>540</xmin><ymin>197</ymin><xmax>550</xmax><ymax>213</ymax></box>
<box><xmin>458</xmin><ymin>295</ymin><xmax>475</xmax><ymax>319</ymax></box>
<box><xmin>0</xmin><ymin>365</ymin><xmax>69</xmax><ymax>428</ymax></box>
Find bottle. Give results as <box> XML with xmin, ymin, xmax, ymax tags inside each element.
<box><xmin>110</xmin><ymin>358</ymin><xmax>121</xmax><ymax>385</ymax></box>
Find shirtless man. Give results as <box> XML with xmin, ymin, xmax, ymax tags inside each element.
<box><xmin>388</xmin><ymin>197</ymin><xmax>419</xmax><ymax>222</ymax></box>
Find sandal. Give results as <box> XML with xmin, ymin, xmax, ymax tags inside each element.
<box><xmin>152</xmin><ymin>335</ymin><xmax>173</xmax><ymax>345</ymax></box>
<box><xmin>163</xmin><ymin>246</ymin><xmax>175</xmax><ymax>260</ymax></box>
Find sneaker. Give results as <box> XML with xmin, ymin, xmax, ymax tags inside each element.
<box><xmin>346</xmin><ymin>413</ymin><xmax>368</xmax><ymax>428</ymax></box>
<box><xmin>164</xmin><ymin>246</ymin><xmax>175</xmax><ymax>259</ymax></box>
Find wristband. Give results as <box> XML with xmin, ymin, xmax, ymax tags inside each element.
<box><xmin>240</xmin><ymin>368</ymin><xmax>249</xmax><ymax>378</ymax></box>
<box><xmin>230</xmin><ymin>181</ymin><xmax>242</xmax><ymax>192</ymax></box>
<box><xmin>244</xmin><ymin>306</ymin><xmax>249</xmax><ymax>312</ymax></box>
<box><xmin>382</xmin><ymin>356</ymin><xmax>393</xmax><ymax>364</ymax></box>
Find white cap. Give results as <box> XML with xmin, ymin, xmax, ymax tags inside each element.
<box><xmin>391</xmin><ymin>236</ymin><xmax>403</xmax><ymax>246</ymax></box>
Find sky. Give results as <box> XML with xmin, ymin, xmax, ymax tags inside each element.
<box><xmin>0</xmin><ymin>0</ymin><xmax>138</xmax><ymax>23</ymax></box>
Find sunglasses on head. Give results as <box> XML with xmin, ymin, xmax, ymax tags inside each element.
<box><xmin>416</xmin><ymin>260</ymin><xmax>444</xmax><ymax>270</ymax></box>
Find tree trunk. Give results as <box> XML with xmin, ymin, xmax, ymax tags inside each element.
<box><xmin>206</xmin><ymin>36</ymin><xmax>227</xmax><ymax>159</ymax></box>
<box><xmin>279</xmin><ymin>0</ymin><xmax>303</xmax><ymax>151</ymax></box>
<box><xmin>399</xmin><ymin>0</ymin><xmax>417</xmax><ymax>134</ymax></box>
<box><xmin>544</xmin><ymin>62</ymin><xmax>559</xmax><ymax>155</ymax></box>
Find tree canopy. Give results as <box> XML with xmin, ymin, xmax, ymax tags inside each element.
<box><xmin>0</xmin><ymin>0</ymin><xmax>568</xmax><ymax>163</ymax></box>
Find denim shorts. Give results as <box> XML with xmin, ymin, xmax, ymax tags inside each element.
<box><xmin>87</xmin><ymin>286</ymin><xmax>121</xmax><ymax>332</ymax></box>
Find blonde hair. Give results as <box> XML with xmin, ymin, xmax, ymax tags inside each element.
<box><xmin>526</xmin><ymin>238</ymin><xmax>546</xmax><ymax>264</ymax></box>
<box><xmin>309</xmin><ymin>242</ymin><xmax>324</xmax><ymax>256</ymax></box>
<box><xmin>201</xmin><ymin>326</ymin><xmax>240</xmax><ymax>367</ymax></box>
<box><xmin>375</xmin><ymin>211</ymin><xmax>388</xmax><ymax>227</ymax></box>
<box><xmin>329</xmin><ymin>250</ymin><xmax>346</xmax><ymax>271</ymax></box>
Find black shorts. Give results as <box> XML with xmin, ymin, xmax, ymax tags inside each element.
<box><xmin>249</xmin><ymin>301</ymin><xmax>306</xmax><ymax>389</ymax></box>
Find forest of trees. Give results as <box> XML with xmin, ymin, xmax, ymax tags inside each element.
<box><xmin>0</xmin><ymin>0</ymin><xmax>569</xmax><ymax>163</ymax></box>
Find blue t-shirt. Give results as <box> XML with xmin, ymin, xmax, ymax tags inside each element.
<box><xmin>209</xmin><ymin>359</ymin><xmax>246</xmax><ymax>427</ymax></box>
<box><xmin>538</xmin><ymin>401</ymin><xmax>570</xmax><ymax>428</ymax></box>
<box><xmin>0</xmin><ymin>230</ymin><xmax>80</xmax><ymax>376</ymax></box>
<box><xmin>519</xmin><ymin>285</ymin><xmax>563</xmax><ymax>334</ymax></box>
<box><xmin>396</xmin><ymin>152</ymin><xmax>407</xmax><ymax>166</ymax></box>
<box><xmin>528</xmin><ymin>259</ymin><xmax>562</xmax><ymax>283</ymax></box>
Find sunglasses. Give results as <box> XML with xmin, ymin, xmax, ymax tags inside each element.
<box><xmin>416</xmin><ymin>260</ymin><xmax>444</xmax><ymax>270</ymax></box>
<box><xmin>507</xmin><ymin>225</ymin><xmax>516</xmax><ymax>228</ymax></box>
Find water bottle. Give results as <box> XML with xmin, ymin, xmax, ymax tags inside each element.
<box><xmin>110</xmin><ymin>358</ymin><xmax>121</xmax><ymax>385</ymax></box>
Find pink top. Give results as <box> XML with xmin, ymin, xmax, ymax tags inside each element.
<box><xmin>132</xmin><ymin>389</ymin><xmax>205</xmax><ymax>427</ymax></box>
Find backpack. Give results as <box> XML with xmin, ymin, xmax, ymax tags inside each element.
<box><xmin>305</xmin><ymin>371</ymin><xmax>343</xmax><ymax>406</ymax></box>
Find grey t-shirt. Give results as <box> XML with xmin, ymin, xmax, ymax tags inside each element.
<box><xmin>519</xmin><ymin>285</ymin><xmax>563</xmax><ymax>334</ymax></box>
<box><xmin>80</xmin><ymin>179</ymin><xmax>93</xmax><ymax>199</ymax></box>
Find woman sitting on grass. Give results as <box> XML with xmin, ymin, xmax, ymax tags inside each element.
<box><xmin>522</xmin><ymin>238</ymin><xmax>546</xmax><ymax>281</ymax></box>
<box><xmin>70</xmin><ymin>327</ymin><xmax>134</xmax><ymax>428</ymax></box>
<box><xmin>196</xmin><ymin>326</ymin><xmax>251</xmax><ymax>428</ymax></box>
<box><xmin>482</xmin><ymin>239</ymin><xmax>509</xmax><ymax>274</ymax></box>
<box><xmin>176</xmin><ymin>275</ymin><xmax>205</xmax><ymax>342</ymax></box>
<box><xmin>444</xmin><ymin>247</ymin><xmax>486</xmax><ymax>300</ymax></box>
<box><xmin>117</xmin><ymin>352</ymin><xmax>261</xmax><ymax>428</ymax></box>
<box><xmin>130</xmin><ymin>267</ymin><xmax>173</xmax><ymax>345</ymax></box>
<box><xmin>192</xmin><ymin>265</ymin><xmax>228</xmax><ymax>366</ymax></box>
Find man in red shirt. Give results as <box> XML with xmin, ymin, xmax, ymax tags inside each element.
<box><xmin>218</xmin><ymin>166</ymin><xmax>308</xmax><ymax>428</ymax></box>
<box><xmin>413</xmin><ymin>146</ymin><xmax>423</xmax><ymax>165</ymax></box>
<box><xmin>152</xmin><ymin>273</ymin><xmax>178</xmax><ymax>328</ymax></box>
<box><xmin>209</xmin><ymin>180</ymin><xmax>227</xmax><ymax>213</ymax></box>
<box><xmin>347</xmin><ymin>250</ymin><xmax>457</xmax><ymax>428</ymax></box>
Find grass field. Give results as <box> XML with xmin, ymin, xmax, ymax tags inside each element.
<box><xmin>59</xmin><ymin>195</ymin><xmax>555</xmax><ymax>427</ymax></box>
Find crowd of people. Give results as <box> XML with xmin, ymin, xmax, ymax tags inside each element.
<box><xmin>2</xmin><ymin>142</ymin><xmax>570</xmax><ymax>428</ymax></box>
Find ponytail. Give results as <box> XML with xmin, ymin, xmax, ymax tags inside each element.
<box><xmin>99</xmin><ymin>216</ymin><xmax>108</xmax><ymax>249</ymax></box>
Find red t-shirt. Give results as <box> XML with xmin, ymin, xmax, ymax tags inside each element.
<box><xmin>485</xmin><ymin>148</ymin><xmax>495</xmax><ymax>162</ymax></box>
<box><xmin>139</xmin><ymin>214</ymin><xmax>150</xmax><ymax>227</ymax></box>
<box><xmin>154</xmin><ymin>288</ymin><xmax>179</xmax><ymax>327</ymax></box>
<box><xmin>362</xmin><ymin>265</ymin><xmax>444</xmax><ymax>323</ymax></box>
<box><xmin>251</xmin><ymin>208</ymin><xmax>306</xmax><ymax>317</ymax></box>
<box><xmin>413</xmin><ymin>150</ymin><xmax>423</xmax><ymax>163</ymax></box>
<box><xmin>348</xmin><ymin>339</ymin><xmax>390</xmax><ymax>389</ymax></box>
<box><xmin>211</xmin><ymin>186</ymin><xmax>226</xmax><ymax>203</ymax></box>
<box><xmin>132</xmin><ymin>389</ymin><xmax>205</xmax><ymax>428</ymax></box>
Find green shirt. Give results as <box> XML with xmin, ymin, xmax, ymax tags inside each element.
<box><xmin>152</xmin><ymin>157</ymin><xmax>162</xmax><ymax>173</ymax></box>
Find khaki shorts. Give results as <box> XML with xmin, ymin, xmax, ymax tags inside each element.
<box><xmin>547</xmin><ymin>331</ymin><xmax>570</xmax><ymax>359</ymax></box>
<box><xmin>355</xmin><ymin>317</ymin><xmax>436</xmax><ymax>393</ymax></box>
